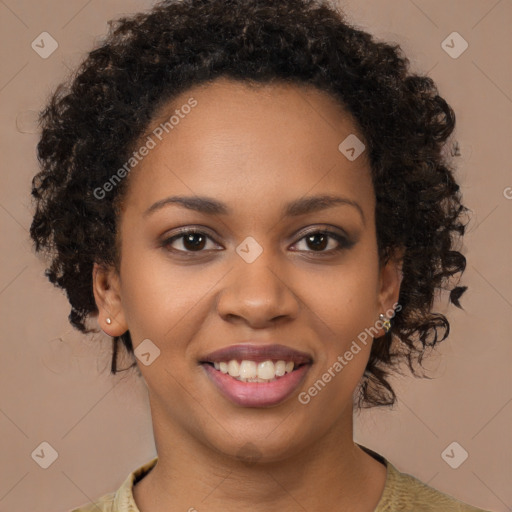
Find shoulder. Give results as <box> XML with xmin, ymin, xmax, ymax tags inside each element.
<box><xmin>69</xmin><ymin>491</ymin><xmax>115</xmax><ymax>512</ymax></box>
<box><xmin>68</xmin><ymin>456</ymin><xmax>158</xmax><ymax>512</ymax></box>
<box><xmin>378</xmin><ymin>458</ymin><xmax>493</xmax><ymax>512</ymax></box>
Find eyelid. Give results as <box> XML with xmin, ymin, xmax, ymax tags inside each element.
<box><xmin>161</xmin><ymin>225</ymin><xmax>221</xmax><ymax>242</ymax></box>
<box><xmin>292</xmin><ymin>224</ymin><xmax>350</xmax><ymax>242</ymax></box>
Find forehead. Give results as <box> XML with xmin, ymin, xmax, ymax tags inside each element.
<box><xmin>121</xmin><ymin>78</ymin><xmax>374</xmax><ymax>220</ymax></box>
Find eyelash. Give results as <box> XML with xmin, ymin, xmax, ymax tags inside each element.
<box><xmin>161</xmin><ymin>227</ymin><xmax>353</xmax><ymax>256</ymax></box>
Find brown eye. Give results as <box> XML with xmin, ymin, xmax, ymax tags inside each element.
<box><xmin>305</xmin><ymin>232</ymin><xmax>329</xmax><ymax>251</ymax></box>
<box><xmin>292</xmin><ymin>229</ymin><xmax>353</xmax><ymax>254</ymax></box>
<box><xmin>163</xmin><ymin>230</ymin><xmax>219</xmax><ymax>253</ymax></box>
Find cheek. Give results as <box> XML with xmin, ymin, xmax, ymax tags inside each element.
<box><xmin>117</xmin><ymin>246</ymin><xmax>216</xmax><ymax>346</ymax></box>
<box><xmin>299</xmin><ymin>268</ymin><xmax>378</xmax><ymax>413</ymax></box>
<box><xmin>306</xmin><ymin>255</ymin><xmax>380</xmax><ymax>341</ymax></box>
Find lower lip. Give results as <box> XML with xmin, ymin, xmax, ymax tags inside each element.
<box><xmin>202</xmin><ymin>363</ymin><xmax>310</xmax><ymax>407</ymax></box>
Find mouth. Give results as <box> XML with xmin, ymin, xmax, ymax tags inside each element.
<box><xmin>199</xmin><ymin>344</ymin><xmax>313</xmax><ymax>407</ymax></box>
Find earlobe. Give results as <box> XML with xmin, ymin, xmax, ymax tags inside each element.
<box><xmin>92</xmin><ymin>262</ymin><xmax>128</xmax><ymax>336</ymax></box>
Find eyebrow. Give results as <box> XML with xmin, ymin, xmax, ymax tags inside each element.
<box><xmin>144</xmin><ymin>194</ymin><xmax>365</xmax><ymax>225</ymax></box>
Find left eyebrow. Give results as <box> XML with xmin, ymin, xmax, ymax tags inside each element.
<box><xmin>284</xmin><ymin>194</ymin><xmax>365</xmax><ymax>225</ymax></box>
<box><xmin>143</xmin><ymin>193</ymin><xmax>365</xmax><ymax>225</ymax></box>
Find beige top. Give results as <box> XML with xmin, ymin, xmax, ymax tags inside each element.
<box><xmin>71</xmin><ymin>445</ymin><xmax>492</xmax><ymax>511</ymax></box>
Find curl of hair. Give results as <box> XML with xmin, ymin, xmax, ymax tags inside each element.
<box><xmin>30</xmin><ymin>0</ymin><xmax>469</xmax><ymax>408</ymax></box>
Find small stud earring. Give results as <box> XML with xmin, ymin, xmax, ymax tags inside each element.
<box><xmin>379</xmin><ymin>313</ymin><xmax>391</xmax><ymax>333</ymax></box>
<box><xmin>106</xmin><ymin>317</ymin><xmax>112</xmax><ymax>325</ymax></box>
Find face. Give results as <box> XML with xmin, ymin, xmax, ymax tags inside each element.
<box><xmin>93</xmin><ymin>78</ymin><xmax>402</xmax><ymax>463</ymax></box>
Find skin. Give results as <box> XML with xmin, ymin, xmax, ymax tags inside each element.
<box><xmin>93</xmin><ymin>77</ymin><xmax>403</xmax><ymax>511</ymax></box>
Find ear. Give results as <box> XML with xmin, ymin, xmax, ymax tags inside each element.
<box><xmin>92</xmin><ymin>262</ymin><xmax>128</xmax><ymax>337</ymax></box>
<box><xmin>377</xmin><ymin>247</ymin><xmax>405</xmax><ymax>333</ymax></box>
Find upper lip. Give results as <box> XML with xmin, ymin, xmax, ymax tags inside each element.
<box><xmin>200</xmin><ymin>344</ymin><xmax>313</xmax><ymax>365</ymax></box>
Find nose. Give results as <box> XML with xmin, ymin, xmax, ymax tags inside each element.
<box><xmin>216</xmin><ymin>248</ymin><xmax>300</xmax><ymax>328</ymax></box>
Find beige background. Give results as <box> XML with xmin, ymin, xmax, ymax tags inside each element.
<box><xmin>0</xmin><ymin>0</ymin><xmax>510</xmax><ymax>511</ymax></box>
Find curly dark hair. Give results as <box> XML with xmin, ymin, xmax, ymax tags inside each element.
<box><xmin>30</xmin><ymin>0</ymin><xmax>469</xmax><ymax>408</ymax></box>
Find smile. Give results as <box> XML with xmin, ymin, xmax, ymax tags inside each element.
<box><xmin>200</xmin><ymin>344</ymin><xmax>312</xmax><ymax>407</ymax></box>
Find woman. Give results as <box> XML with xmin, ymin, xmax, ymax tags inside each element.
<box><xmin>30</xmin><ymin>0</ymin><xmax>491</xmax><ymax>510</ymax></box>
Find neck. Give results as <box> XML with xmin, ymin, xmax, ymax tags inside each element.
<box><xmin>133</xmin><ymin>403</ymin><xmax>387</xmax><ymax>512</ymax></box>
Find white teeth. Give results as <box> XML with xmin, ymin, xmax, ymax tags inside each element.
<box><xmin>212</xmin><ymin>359</ymin><xmax>298</xmax><ymax>382</ymax></box>
<box><xmin>274</xmin><ymin>360</ymin><xmax>286</xmax><ymax>376</ymax></box>
<box><xmin>257</xmin><ymin>360</ymin><xmax>275</xmax><ymax>380</ymax></box>
<box><xmin>227</xmin><ymin>360</ymin><xmax>240</xmax><ymax>377</ymax></box>
<box><xmin>239</xmin><ymin>360</ymin><xmax>257</xmax><ymax>379</ymax></box>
